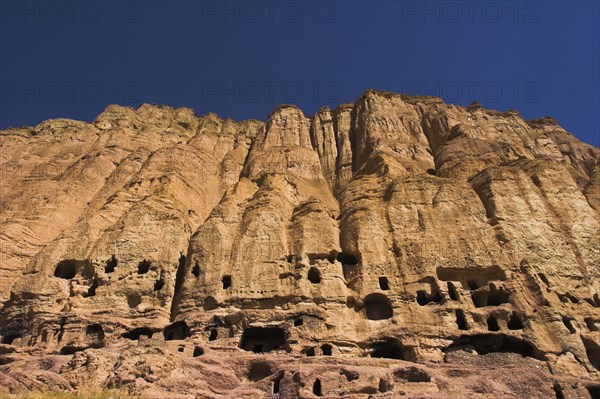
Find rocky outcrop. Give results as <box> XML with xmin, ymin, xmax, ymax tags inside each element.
<box><xmin>1</xmin><ymin>90</ymin><xmax>599</xmax><ymax>398</ymax></box>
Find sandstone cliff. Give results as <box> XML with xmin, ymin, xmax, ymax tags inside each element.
<box><xmin>0</xmin><ymin>90</ymin><xmax>599</xmax><ymax>399</ymax></box>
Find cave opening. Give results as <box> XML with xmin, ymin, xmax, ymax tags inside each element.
<box><xmin>445</xmin><ymin>334</ymin><xmax>545</xmax><ymax>360</ymax></box>
<box><xmin>294</xmin><ymin>317</ymin><xmax>303</xmax><ymax>327</ymax></box>
<box><xmin>455</xmin><ymin>309</ymin><xmax>468</xmax><ymax>330</ymax></box>
<box><xmin>85</xmin><ymin>324</ymin><xmax>105</xmax><ymax>340</ymax></box>
<box><xmin>273</xmin><ymin>375</ymin><xmax>282</xmax><ymax>394</ymax></box>
<box><xmin>60</xmin><ymin>346</ymin><xmax>81</xmax><ymax>355</ymax></box>
<box><xmin>487</xmin><ymin>315</ymin><xmax>500</xmax><ymax>331</ymax></box>
<box><xmin>321</xmin><ymin>344</ymin><xmax>332</xmax><ymax>356</ymax></box>
<box><xmin>370</xmin><ymin>338</ymin><xmax>407</xmax><ymax>360</ymax></box>
<box><xmin>416</xmin><ymin>287</ymin><xmax>442</xmax><ymax>306</ymax></box>
<box><xmin>209</xmin><ymin>329</ymin><xmax>218</xmax><ymax>341</ymax></box>
<box><xmin>472</xmin><ymin>284</ymin><xmax>510</xmax><ymax>308</ymax></box>
<box><xmin>507</xmin><ymin>312</ymin><xmax>524</xmax><ymax>330</ymax></box>
<box><xmin>448</xmin><ymin>282</ymin><xmax>459</xmax><ymax>300</ymax></box>
<box><xmin>192</xmin><ymin>262</ymin><xmax>200</xmax><ymax>277</ymax></box>
<box><xmin>138</xmin><ymin>260</ymin><xmax>151</xmax><ymax>274</ymax></box>
<box><xmin>105</xmin><ymin>255</ymin><xmax>117</xmax><ymax>273</ymax></box>
<box><xmin>304</xmin><ymin>347</ymin><xmax>316</xmax><ymax>356</ymax></box>
<box><xmin>364</xmin><ymin>293</ymin><xmax>393</xmax><ymax>320</ymax></box>
<box><xmin>164</xmin><ymin>321</ymin><xmax>190</xmax><ymax>341</ymax></box>
<box><xmin>436</xmin><ymin>266</ymin><xmax>506</xmax><ymax>290</ymax></box>
<box><xmin>379</xmin><ymin>277</ymin><xmax>390</xmax><ymax>290</ymax></box>
<box><xmin>487</xmin><ymin>284</ymin><xmax>510</xmax><ymax>306</ymax></box>
<box><xmin>426</xmin><ymin>168</ymin><xmax>436</xmax><ymax>176</ymax></box>
<box><xmin>308</xmin><ymin>267</ymin><xmax>321</xmax><ymax>284</ymax></box>
<box><xmin>587</xmin><ymin>385</ymin><xmax>600</xmax><ymax>399</ymax></box>
<box><xmin>1</xmin><ymin>332</ymin><xmax>21</xmax><ymax>345</ymax></box>
<box><xmin>239</xmin><ymin>327</ymin><xmax>285</xmax><ymax>353</ymax></box>
<box><xmin>54</xmin><ymin>261</ymin><xmax>77</xmax><ymax>279</ymax></box>
<box><xmin>336</xmin><ymin>252</ymin><xmax>358</xmax><ymax>265</ymax></box>
<box><xmin>193</xmin><ymin>346</ymin><xmax>204</xmax><ymax>357</ymax></box>
<box><xmin>154</xmin><ymin>277</ymin><xmax>164</xmax><ymax>291</ymax></box>
<box><xmin>313</xmin><ymin>378</ymin><xmax>322</xmax><ymax>396</ymax></box>
<box><xmin>248</xmin><ymin>361</ymin><xmax>273</xmax><ymax>381</ymax></box>
<box><xmin>222</xmin><ymin>275</ymin><xmax>232</xmax><ymax>289</ymax></box>
<box><xmin>122</xmin><ymin>327</ymin><xmax>153</xmax><ymax>340</ymax></box>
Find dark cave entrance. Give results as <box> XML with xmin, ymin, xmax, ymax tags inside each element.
<box><xmin>379</xmin><ymin>276</ymin><xmax>390</xmax><ymax>290</ymax></box>
<box><xmin>364</xmin><ymin>293</ymin><xmax>393</xmax><ymax>320</ymax></box>
<box><xmin>370</xmin><ymin>338</ymin><xmax>410</xmax><ymax>360</ymax></box>
<box><xmin>239</xmin><ymin>327</ymin><xmax>286</xmax><ymax>353</ymax></box>
<box><xmin>164</xmin><ymin>321</ymin><xmax>190</xmax><ymax>341</ymax></box>
<box><xmin>222</xmin><ymin>275</ymin><xmax>232</xmax><ymax>289</ymax></box>
<box><xmin>455</xmin><ymin>309</ymin><xmax>468</xmax><ymax>330</ymax></box>
<box><xmin>445</xmin><ymin>334</ymin><xmax>545</xmax><ymax>360</ymax></box>
<box><xmin>138</xmin><ymin>260</ymin><xmax>151</xmax><ymax>274</ymax></box>
<box><xmin>308</xmin><ymin>267</ymin><xmax>322</xmax><ymax>284</ymax></box>
<box><xmin>122</xmin><ymin>327</ymin><xmax>154</xmax><ymax>340</ymax></box>
<box><xmin>85</xmin><ymin>324</ymin><xmax>105</xmax><ymax>340</ymax></box>
<box><xmin>105</xmin><ymin>255</ymin><xmax>117</xmax><ymax>273</ymax></box>
<box><xmin>54</xmin><ymin>260</ymin><xmax>77</xmax><ymax>279</ymax></box>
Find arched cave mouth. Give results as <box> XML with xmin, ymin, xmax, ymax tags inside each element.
<box><xmin>164</xmin><ymin>321</ymin><xmax>190</xmax><ymax>341</ymax></box>
<box><xmin>54</xmin><ymin>259</ymin><xmax>94</xmax><ymax>280</ymax></box>
<box><xmin>370</xmin><ymin>338</ymin><xmax>412</xmax><ymax>360</ymax></box>
<box><xmin>364</xmin><ymin>293</ymin><xmax>393</xmax><ymax>320</ymax></box>
<box><xmin>247</xmin><ymin>361</ymin><xmax>274</xmax><ymax>381</ymax></box>
<box><xmin>122</xmin><ymin>327</ymin><xmax>154</xmax><ymax>340</ymax></box>
<box><xmin>138</xmin><ymin>260</ymin><xmax>151</xmax><ymax>274</ymax></box>
<box><xmin>239</xmin><ymin>327</ymin><xmax>286</xmax><ymax>353</ymax></box>
<box><xmin>336</xmin><ymin>252</ymin><xmax>359</xmax><ymax>265</ymax></box>
<box><xmin>308</xmin><ymin>267</ymin><xmax>322</xmax><ymax>284</ymax></box>
<box><xmin>1</xmin><ymin>332</ymin><xmax>22</xmax><ymax>345</ymax></box>
<box><xmin>444</xmin><ymin>334</ymin><xmax>546</xmax><ymax>360</ymax></box>
<box><xmin>54</xmin><ymin>260</ymin><xmax>78</xmax><ymax>279</ymax></box>
<box><xmin>85</xmin><ymin>324</ymin><xmax>105</xmax><ymax>340</ymax></box>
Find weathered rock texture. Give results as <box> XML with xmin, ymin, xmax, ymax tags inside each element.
<box><xmin>1</xmin><ymin>90</ymin><xmax>599</xmax><ymax>399</ymax></box>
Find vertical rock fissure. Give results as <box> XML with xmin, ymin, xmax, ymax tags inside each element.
<box><xmin>169</xmin><ymin>252</ymin><xmax>188</xmax><ymax>322</ymax></box>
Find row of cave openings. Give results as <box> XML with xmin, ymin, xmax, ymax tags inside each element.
<box><xmin>5</xmin><ymin>318</ymin><xmax>599</xmax><ymax>373</ymax></box>
<box><xmin>52</xmin><ymin>256</ymin><xmax>186</xmax><ymax>298</ymax></box>
<box><xmin>417</xmin><ymin>266</ymin><xmax>513</xmax><ymax>308</ymax></box>
<box><xmin>114</xmin><ymin>319</ymin><xmax>565</xmax><ymax>367</ymax></box>
<box><xmin>52</xmin><ymin>256</ymin><xmax>151</xmax><ymax>278</ymax></box>
<box><xmin>245</xmin><ymin>360</ymin><xmax>432</xmax><ymax>397</ymax></box>
<box><xmin>188</xmin><ymin>251</ymin><xmax>361</xmax><ymax>289</ymax></box>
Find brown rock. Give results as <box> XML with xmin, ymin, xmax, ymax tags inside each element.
<box><xmin>1</xmin><ymin>90</ymin><xmax>599</xmax><ymax>398</ymax></box>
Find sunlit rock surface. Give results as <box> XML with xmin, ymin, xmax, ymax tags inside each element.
<box><xmin>1</xmin><ymin>90</ymin><xmax>599</xmax><ymax>398</ymax></box>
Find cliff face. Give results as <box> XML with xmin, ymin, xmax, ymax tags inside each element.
<box><xmin>0</xmin><ymin>90</ymin><xmax>599</xmax><ymax>399</ymax></box>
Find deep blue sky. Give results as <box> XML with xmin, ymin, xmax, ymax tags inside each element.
<box><xmin>1</xmin><ymin>1</ymin><xmax>599</xmax><ymax>146</ymax></box>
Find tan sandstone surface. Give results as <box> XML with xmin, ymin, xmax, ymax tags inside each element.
<box><xmin>0</xmin><ymin>90</ymin><xmax>599</xmax><ymax>398</ymax></box>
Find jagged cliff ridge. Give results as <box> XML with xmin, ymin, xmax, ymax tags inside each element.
<box><xmin>0</xmin><ymin>89</ymin><xmax>599</xmax><ymax>399</ymax></box>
